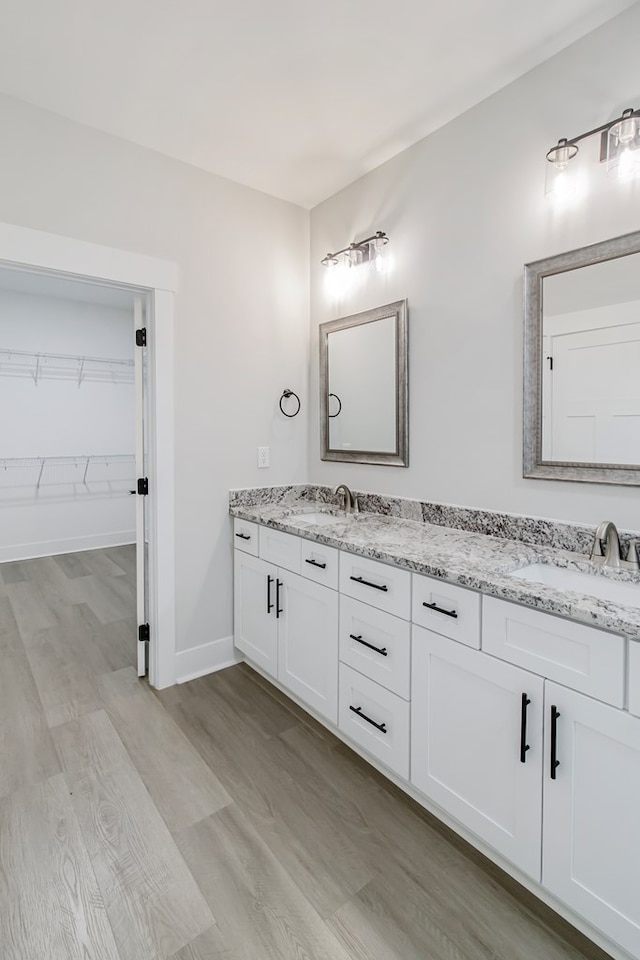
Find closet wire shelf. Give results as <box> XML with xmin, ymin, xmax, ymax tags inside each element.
<box><xmin>0</xmin><ymin>455</ymin><xmax>136</xmax><ymax>497</ymax></box>
<box><xmin>0</xmin><ymin>348</ymin><xmax>135</xmax><ymax>385</ymax></box>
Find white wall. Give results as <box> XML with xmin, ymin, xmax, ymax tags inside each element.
<box><xmin>0</xmin><ymin>92</ymin><xmax>309</xmax><ymax>664</ymax></box>
<box><xmin>309</xmin><ymin>3</ymin><xmax>640</xmax><ymax>532</ymax></box>
<box><xmin>0</xmin><ymin>289</ymin><xmax>135</xmax><ymax>560</ymax></box>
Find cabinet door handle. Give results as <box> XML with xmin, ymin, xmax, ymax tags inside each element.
<box><xmin>276</xmin><ymin>579</ymin><xmax>283</xmax><ymax>619</ymax></box>
<box><xmin>305</xmin><ymin>558</ymin><xmax>327</xmax><ymax>570</ymax></box>
<box><xmin>266</xmin><ymin>575</ymin><xmax>274</xmax><ymax>614</ymax></box>
<box><xmin>349</xmin><ymin>705</ymin><xmax>387</xmax><ymax>733</ymax></box>
<box><xmin>350</xmin><ymin>575</ymin><xmax>388</xmax><ymax>592</ymax></box>
<box><xmin>520</xmin><ymin>693</ymin><xmax>531</xmax><ymax>763</ymax></box>
<box><xmin>350</xmin><ymin>633</ymin><xmax>388</xmax><ymax>657</ymax></box>
<box><xmin>422</xmin><ymin>601</ymin><xmax>458</xmax><ymax>619</ymax></box>
<box><xmin>550</xmin><ymin>705</ymin><xmax>561</xmax><ymax>779</ymax></box>
<box><xmin>235</xmin><ymin>532</ymin><xmax>251</xmax><ymax>540</ymax></box>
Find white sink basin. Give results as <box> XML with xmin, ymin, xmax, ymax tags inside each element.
<box><xmin>510</xmin><ymin>563</ymin><xmax>640</xmax><ymax>608</ymax></box>
<box><xmin>287</xmin><ymin>511</ymin><xmax>344</xmax><ymax>526</ymax></box>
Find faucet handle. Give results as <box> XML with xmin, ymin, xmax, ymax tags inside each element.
<box><xmin>627</xmin><ymin>539</ymin><xmax>640</xmax><ymax>570</ymax></box>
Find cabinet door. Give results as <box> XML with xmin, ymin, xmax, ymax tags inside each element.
<box><xmin>234</xmin><ymin>552</ymin><xmax>278</xmax><ymax>677</ymax></box>
<box><xmin>411</xmin><ymin>626</ymin><xmax>544</xmax><ymax>879</ymax></box>
<box><xmin>543</xmin><ymin>683</ymin><xmax>640</xmax><ymax>959</ymax></box>
<box><xmin>277</xmin><ymin>572</ymin><xmax>338</xmax><ymax>723</ymax></box>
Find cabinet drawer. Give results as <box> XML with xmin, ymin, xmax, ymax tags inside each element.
<box><xmin>233</xmin><ymin>518</ymin><xmax>259</xmax><ymax>556</ymax></box>
<box><xmin>300</xmin><ymin>539</ymin><xmax>339</xmax><ymax>590</ymax></box>
<box><xmin>338</xmin><ymin>664</ymin><xmax>410</xmax><ymax>778</ymax></box>
<box><xmin>339</xmin><ymin>596</ymin><xmax>411</xmax><ymax>699</ymax></box>
<box><xmin>339</xmin><ymin>552</ymin><xmax>411</xmax><ymax>619</ymax></box>
<box><xmin>412</xmin><ymin>573</ymin><xmax>481</xmax><ymax>648</ymax></box>
<box><xmin>483</xmin><ymin>597</ymin><xmax>624</xmax><ymax>707</ymax></box>
<box><xmin>259</xmin><ymin>527</ymin><xmax>301</xmax><ymax>574</ymax></box>
<box><xmin>629</xmin><ymin>642</ymin><xmax>640</xmax><ymax>719</ymax></box>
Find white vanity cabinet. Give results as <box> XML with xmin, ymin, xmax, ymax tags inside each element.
<box><xmin>542</xmin><ymin>682</ymin><xmax>640</xmax><ymax>960</ymax></box>
<box><xmin>411</xmin><ymin>626</ymin><xmax>544</xmax><ymax>878</ymax></box>
<box><xmin>234</xmin><ymin>532</ymin><xmax>338</xmax><ymax>723</ymax></box>
<box><xmin>234</xmin><ymin>551</ymin><xmax>278</xmax><ymax>676</ymax></box>
<box><xmin>234</xmin><ymin>516</ymin><xmax>639</xmax><ymax>960</ymax></box>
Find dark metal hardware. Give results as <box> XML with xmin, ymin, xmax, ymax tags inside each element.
<box><xmin>135</xmin><ymin>327</ymin><xmax>147</xmax><ymax>347</ymax></box>
<box><xmin>305</xmin><ymin>558</ymin><xmax>327</xmax><ymax>570</ymax></box>
<box><xmin>350</xmin><ymin>634</ymin><xmax>388</xmax><ymax>657</ymax></box>
<box><xmin>547</xmin><ymin>355</ymin><xmax>553</xmax><ymax>371</ymax></box>
<box><xmin>137</xmin><ymin>477</ymin><xmax>149</xmax><ymax>496</ymax></box>
<box><xmin>138</xmin><ymin>623</ymin><xmax>150</xmax><ymax>643</ymax></box>
<box><xmin>422</xmin><ymin>601</ymin><xmax>458</xmax><ymax>619</ymax></box>
<box><xmin>321</xmin><ymin>230</ymin><xmax>388</xmax><ymax>266</ymax></box>
<box><xmin>350</xmin><ymin>575</ymin><xmax>388</xmax><ymax>592</ymax></box>
<box><xmin>129</xmin><ymin>489</ymin><xmax>136</xmax><ymax>495</ymax></box>
<box><xmin>235</xmin><ymin>532</ymin><xmax>251</xmax><ymax>540</ymax></box>
<box><xmin>328</xmin><ymin>392</ymin><xmax>342</xmax><ymax>418</ymax></box>
<box><xmin>279</xmin><ymin>388</ymin><xmax>301</xmax><ymax>418</ymax></box>
<box><xmin>267</xmin><ymin>575</ymin><xmax>274</xmax><ymax>614</ymax></box>
<box><xmin>276</xmin><ymin>579</ymin><xmax>283</xmax><ymax>618</ymax></box>
<box><xmin>546</xmin><ymin>107</ymin><xmax>640</xmax><ymax>163</ymax></box>
<box><xmin>520</xmin><ymin>693</ymin><xmax>531</xmax><ymax>763</ymax></box>
<box><xmin>550</xmin><ymin>705</ymin><xmax>561</xmax><ymax>779</ymax></box>
<box><xmin>349</xmin><ymin>705</ymin><xmax>387</xmax><ymax>733</ymax></box>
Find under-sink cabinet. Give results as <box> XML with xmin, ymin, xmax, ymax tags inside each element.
<box><xmin>411</xmin><ymin>627</ymin><xmax>544</xmax><ymax>878</ymax></box>
<box><xmin>234</xmin><ymin>548</ymin><xmax>339</xmax><ymax>722</ymax></box>
<box><xmin>233</xmin><ymin>517</ymin><xmax>640</xmax><ymax>960</ymax></box>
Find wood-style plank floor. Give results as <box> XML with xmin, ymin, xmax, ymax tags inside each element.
<box><xmin>0</xmin><ymin>547</ymin><xmax>613</xmax><ymax>960</ymax></box>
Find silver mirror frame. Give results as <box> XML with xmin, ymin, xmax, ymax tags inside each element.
<box><xmin>524</xmin><ymin>229</ymin><xmax>640</xmax><ymax>486</ymax></box>
<box><xmin>320</xmin><ymin>299</ymin><xmax>408</xmax><ymax>466</ymax></box>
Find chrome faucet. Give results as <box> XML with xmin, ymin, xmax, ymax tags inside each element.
<box><xmin>333</xmin><ymin>483</ymin><xmax>358</xmax><ymax>515</ymax></box>
<box><xmin>590</xmin><ymin>520</ymin><xmax>622</xmax><ymax>568</ymax></box>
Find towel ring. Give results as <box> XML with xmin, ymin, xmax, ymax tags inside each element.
<box><xmin>328</xmin><ymin>393</ymin><xmax>342</xmax><ymax>418</ymax></box>
<box><xmin>279</xmin><ymin>388</ymin><xmax>301</xmax><ymax>418</ymax></box>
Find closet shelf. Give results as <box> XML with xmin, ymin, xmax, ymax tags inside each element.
<box><xmin>0</xmin><ymin>348</ymin><xmax>135</xmax><ymax>385</ymax></box>
<box><xmin>0</xmin><ymin>454</ymin><xmax>135</xmax><ymax>488</ymax></box>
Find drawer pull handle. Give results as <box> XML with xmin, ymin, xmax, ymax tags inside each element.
<box><xmin>350</xmin><ymin>633</ymin><xmax>388</xmax><ymax>657</ymax></box>
<box><xmin>235</xmin><ymin>532</ymin><xmax>251</xmax><ymax>540</ymax></box>
<box><xmin>520</xmin><ymin>693</ymin><xmax>531</xmax><ymax>763</ymax></box>
<box><xmin>305</xmin><ymin>558</ymin><xmax>327</xmax><ymax>570</ymax></box>
<box><xmin>267</xmin><ymin>575</ymin><xmax>274</xmax><ymax>614</ymax></box>
<box><xmin>550</xmin><ymin>705</ymin><xmax>561</xmax><ymax>779</ymax></box>
<box><xmin>349</xmin><ymin>705</ymin><xmax>387</xmax><ymax>733</ymax></box>
<box><xmin>276</xmin><ymin>579</ymin><xmax>283</xmax><ymax>619</ymax></box>
<box><xmin>422</xmin><ymin>601</ymin><xmax>458</xmax><ymax>619</ymax></box>
<box><xmin>350</xmin><ymin>575</ymin><xmax>388</xmax><ymax>592</ymax></box>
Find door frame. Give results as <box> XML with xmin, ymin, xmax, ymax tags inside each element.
<box><xmin>0</xmin><ymin>220</ymin><xmax>178</xmax><ymax>689</ymax></box>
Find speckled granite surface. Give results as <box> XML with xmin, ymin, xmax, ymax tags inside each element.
<box><xmin>229</xmin><ymin>487</ymin><xmax>640</xmax><ymax>639</ymax></box>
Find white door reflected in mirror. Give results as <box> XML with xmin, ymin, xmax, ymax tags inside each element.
<box><xmin>542</xmin><ymin>253</ymin><xmax>640</xmax><ymax>466</ymax></box>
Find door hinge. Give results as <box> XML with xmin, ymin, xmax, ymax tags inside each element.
<box><xmin>547</xmin><ymin>355</ymin><xmax>553</xmax><ymax>371</ymax></box>
<box><xmin>137</xmin><ymin>477</ymin><xmax>149</xmax><ymax>495</ymax></box>
<box><xmin>136</xmin><ymin>327</ymin><xmax>147</xmax><ymax>347</ymax></box>
<box><xmin>138</xmin><ymin>623</ymin><xmax>150</xmax><ymax>643</ymax></box>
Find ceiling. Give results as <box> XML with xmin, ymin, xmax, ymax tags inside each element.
<box><xmin>0</xmin><ymin>0</ymin><xmax>635</xmax><ymax>208</ymax></box>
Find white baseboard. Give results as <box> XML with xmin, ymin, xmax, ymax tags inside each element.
<box><xmin>175</xmin><ymin>635</ymin><xmax>241</xmax><ymax>684</ymax></box>
<box><xmin>0</xmin><ymin>530</ymin><xmax>136</xmax><ymax>563</ymax></box>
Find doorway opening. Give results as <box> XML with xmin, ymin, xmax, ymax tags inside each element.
<box><xmin>0</xmin><ymin>264</ymin><xmax>150</xmax><ymax>678</ymax></box>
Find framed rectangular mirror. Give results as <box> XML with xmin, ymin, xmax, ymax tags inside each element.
<box><xmin>524</xmin><ymin>230</ymin><xmax>640</xmax><ymax>485</ymax></box>
<box><xmin>320</xmin><ymin>299</ymin><xmax>408</xmax><ymax>465</ymax></box>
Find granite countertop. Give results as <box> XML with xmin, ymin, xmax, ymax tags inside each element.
<box><xmin>230</xmin><ymin>500</ymin><xmax>640</xmax><ymax>640</ymax></box>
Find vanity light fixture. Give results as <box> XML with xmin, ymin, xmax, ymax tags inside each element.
<box><xmin>546</xmin><ymin>106</ymin><xmax>640</xmax><ymax>197</ymax></box>
<box><xmin>321</xmin><ymin>230</ymin><xmax>389</xmax><ymax>270</ymax></box>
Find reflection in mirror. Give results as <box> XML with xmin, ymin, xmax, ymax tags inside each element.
<box><xmin>320</xmin><ymin>300</ymin><xmax>408</xmax><ymax>466</ymax></box>
<box><xmin>524</xmin><ymin>230</ymin><xmax>640</xmax><ymax>485</ymax></box>
<box><xmin>542</xmin><ymin>256</ymin><xmax>640</xmax><ymax>465</ymax></box>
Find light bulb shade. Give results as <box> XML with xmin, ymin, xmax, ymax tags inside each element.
<box><xmin>606</xmin><ymin>111</ymin><xmax>640</xmax><ymax>181</ymax></box>
<box><xmin>545</xmin><ymin>160</ymin><xmax>577</xmax><ymax>200</ymax></box>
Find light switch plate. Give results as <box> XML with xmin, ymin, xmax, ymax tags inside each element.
<box><xmin>257</xmin><ymin>446</ymin><xmax>270</xmax><ymax>468</ymax></box>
